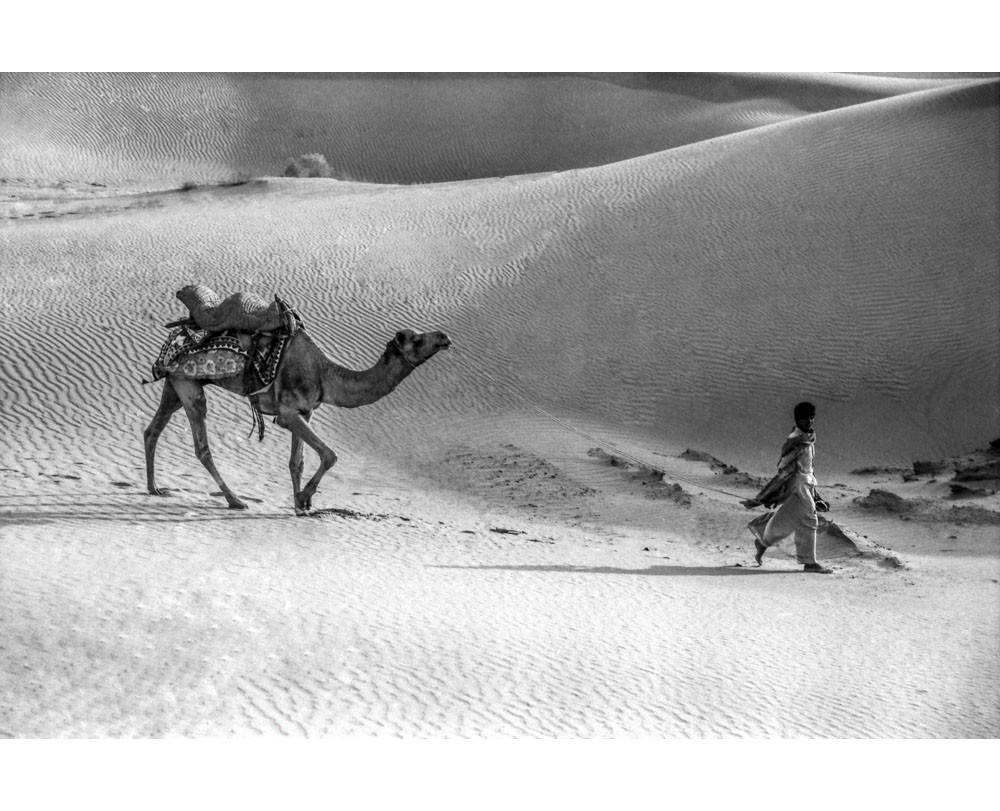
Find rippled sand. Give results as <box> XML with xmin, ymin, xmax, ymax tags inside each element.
<box><xmin>1</xmin><ymin>73</ymin><xmax>998</xmax><ymax>740</ymax></box>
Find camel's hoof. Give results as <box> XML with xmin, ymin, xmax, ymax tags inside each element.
<box><xmin>148</xmin><ymin>487</ymin><xmax>170</xmax><ymax>497</ymax></box>
<box><xmin>227</xmin><ymin>499</ymin><xmax>249</xmax><ymax>510</ymax></box>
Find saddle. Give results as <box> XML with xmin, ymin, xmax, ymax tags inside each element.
<box><xmin>151</xmin><ymin>285</ymin><xmax>305</xmax><ymax>441</ymax></box>
<box><xmin>167</xmin><ymin>284</ymin><xmax>301</xmax><ymax>334</ymax></box>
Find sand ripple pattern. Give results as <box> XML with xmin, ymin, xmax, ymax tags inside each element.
<box><xmin>1</xmin><ymin>75</ymin><xmax>997</xmax><ymax>738</ymax></box>
<box><xmin>0</xmin><ymin>73</ymin><xmax>254</xmax><ymax>186</ymax></box>
<box><xmin>1</xmin><ymin>72</ymin><xmax>967</xmax><ymax>187</ymax></box>
<box><xmin>2</xmin><ymin>80</ymin><xmax>998</xmax><ymax>477</ymax></box>
<box><xmin>2</xmin><ymin>505</ymin><xmax>995</xmax><ymax>737</ymax></box>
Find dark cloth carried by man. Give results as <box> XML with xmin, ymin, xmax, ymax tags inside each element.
<box><xmin>742</xmin><ymin>429</ymin><xmax>828</xmax><ymax>511</ymax></box>
<box><xmin>751</xmin><ymin>430</ymin><xmax>816</xmax><ymax>508</ymax></box>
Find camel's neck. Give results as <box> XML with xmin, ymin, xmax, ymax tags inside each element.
<box><xmin>319</xmin><ymin>347</ymin><xmax>416</xmax><ymax>408</ymax></box>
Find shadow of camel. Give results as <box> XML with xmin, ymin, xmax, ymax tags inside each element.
<box><xmin>430</xmin><ymin>564</ymin><xmax>801</xmax><ymax>577</ymax></box>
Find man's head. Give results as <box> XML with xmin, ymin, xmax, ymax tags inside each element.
<box><xmin>793</xmin><ymin>401</ymin><xmax>816</xmax><ymax>433</ymax></box>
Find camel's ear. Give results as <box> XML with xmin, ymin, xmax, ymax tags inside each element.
<box><xmin>394</xmin><ymin>329</ymin><xmax>412</xmax><ymax>348</ymax></box>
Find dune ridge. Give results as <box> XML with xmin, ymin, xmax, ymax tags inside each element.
<box><xmin>2</xmin><ymin>72</ymin><xmax>984</xmax><ymax>188</ymax></box>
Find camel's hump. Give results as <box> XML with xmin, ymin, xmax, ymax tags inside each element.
<box><xmin>176</xmin><ymin>284</ymin><xmax>286</xmax><ymax>332</ymax></box>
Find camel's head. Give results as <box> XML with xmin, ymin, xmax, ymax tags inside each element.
<box><xmin>391</xmin><ymin>329</ymin><xmax>452</xmax><ymax>367</ymax></box>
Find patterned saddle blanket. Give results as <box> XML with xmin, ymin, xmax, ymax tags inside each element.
<box><xmin>150</xmin><ymin>325</ymin><xmax>291</xmax><ymax>394</ymax></box>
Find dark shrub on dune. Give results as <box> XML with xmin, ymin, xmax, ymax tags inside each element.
<box><xmin>285</xmin><ymin>153</ymin><xmax>339</xmax><ymax>178</ymax></box>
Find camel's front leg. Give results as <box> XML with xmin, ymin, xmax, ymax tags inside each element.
<box><xmin>288</xmin><ymin>409</ymin><xmax>312</xmax><ymax>509</ymax></box>
<box><xmin>144</xmin><ymin>378</ymin><xmax>183</xmax><ymax>496</ymax></box>
<box><xmin>172</xmin><ymin>379</ymin><xmax>248</xmax><ymax>510</ymax></box>
<box><xmin>276</xmin><ymin>406</ymin><xmax>337</xmax><ymax>515</ymax></box>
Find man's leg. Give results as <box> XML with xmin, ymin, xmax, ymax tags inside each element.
<box><xmin>793</xmin><ymin>523</ymin><xmax>818</xmax><ymax>566</ymax></box>
<box><xmin>748</xmin><ymin>513</ymin><xmax>771</xmax><ymax>565</ymax></box>
<box><xmin>753</xmin><ymin>500</ymin><xmax>798</xmax><ymax>566</ymax></box>
<box><xmin>793</xmin><ymin>491</ymin><xmax>831</xmax><ymax>573</ymax></box>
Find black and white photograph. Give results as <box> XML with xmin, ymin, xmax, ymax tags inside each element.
<box><xmin>2</xmin><ymin>7</ymin><xmax>997</xmax><ymax>808</ymax></box>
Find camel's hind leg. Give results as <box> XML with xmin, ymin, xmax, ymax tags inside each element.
<box><xmin>171</xmin><ymin>378</ymin><xmax>248</xmax><ymax>510</ymax></box>
<box><xmin>144</xmin><ymin>378</ymin><xmax>183</xmax><ymax>496</ymax></box>
<box><xmin>288</xmin><ymin>409</ymin><xmax>313</xmax><ymax>510</ymax></box>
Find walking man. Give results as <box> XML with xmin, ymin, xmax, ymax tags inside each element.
<box><xmin>742</xmin><ymin>401</ymin><xmax>832</xmax><ymax>574</ymax></box>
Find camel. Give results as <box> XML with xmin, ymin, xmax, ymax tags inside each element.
<box><xmin>144</xmin><ymin>327</ymin><xmax>451</xmax><ymax>514</ymax></box>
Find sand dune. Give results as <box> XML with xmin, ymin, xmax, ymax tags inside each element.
<box><xmin>1</xmin><ymin>73</ymin><xmax>998</xmax><ymax>739</ymax></box>
<box><xmin>5</xmin><ymin>77</ymin><xmax>994</xmax><ymax>470</ymax></box>
<box><xmin>0</xmin><ymin>72</ymin><xmax>975</xmax><ymax>187</ymax></box>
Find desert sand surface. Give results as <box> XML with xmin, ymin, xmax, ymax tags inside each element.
<box><xmin>1</xmin><ymin>73</ymin><xmax>998</xmax><ymax>743</ymax></box>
